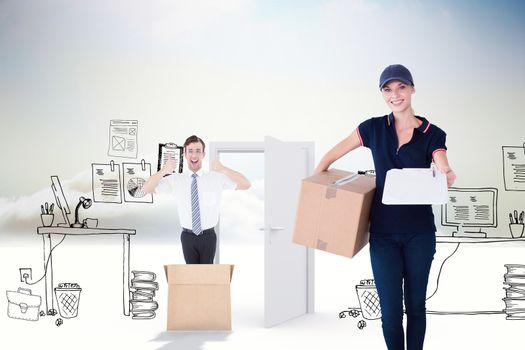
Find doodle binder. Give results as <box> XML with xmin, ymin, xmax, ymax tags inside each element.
<box><xmin>129</xmin><ymin>270</ymin><xmax>159</xmax><ymax>320</ymax></box>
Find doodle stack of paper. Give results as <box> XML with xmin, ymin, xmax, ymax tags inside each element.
<box><xmin>503</xmin><ymin>264</ymin><xmax>525</xmax><ymax>320</ymax></box>
<box><xmin>129</xmin><ymin>270</ymin><xmax>159</xmax><ymax>320</ymax></box>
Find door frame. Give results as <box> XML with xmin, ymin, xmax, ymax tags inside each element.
<box><xmin>209</xmin><ymin>141</ymin><xmax>315</xmax><ymax>315</ymax></box>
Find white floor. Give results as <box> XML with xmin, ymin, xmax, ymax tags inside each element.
<box><xmin>1</xmin><ymin>241</ymin><xmax>524</xmax><ymax>350</ymax></box>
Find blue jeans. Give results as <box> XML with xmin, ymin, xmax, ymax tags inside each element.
<box><xmin>369</xmin><ymin>232</ymin><xmax>436</xmax><ymax>350</ymax></box>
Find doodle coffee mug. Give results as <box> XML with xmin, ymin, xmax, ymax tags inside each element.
<box><xmin>83</xmin><ymin>218</ymin><xmax>98</xmax><ymax>228</ymax></box>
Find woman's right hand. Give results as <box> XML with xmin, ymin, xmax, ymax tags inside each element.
<box><xmin>314</xmin><ymin>129</ymin><xmax>362</xmax><ymax>175</ymax></box>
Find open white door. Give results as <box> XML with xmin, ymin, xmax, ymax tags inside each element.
<box><xmin>264</xmin><ymin>136</ymin><xmax>314</xmax><ymax>327</ymax></box>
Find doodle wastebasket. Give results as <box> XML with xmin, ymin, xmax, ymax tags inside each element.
<box><xmin>355</xmin><ymin>279</ymin><xmax>381</xmax><ymax>320</ymax></box>
<box><xmin>54</xmin><ymin>283</ymin><xmax>82</xmax><ymax>318</ymax></box>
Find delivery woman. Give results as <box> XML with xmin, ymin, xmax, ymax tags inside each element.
<box><xmin>314</xmin><ymin>64</ymin><xmax>456</xmax><ymax>350</ymax></box>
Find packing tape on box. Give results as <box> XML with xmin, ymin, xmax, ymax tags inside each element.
<box><xmin>326</xmin><ymin>174</ymin><xmax>360</xmax><ymax>199</ymax></box>
<box><xmin>316</xmin><ymin>239</ymin><xmax>328</xmax><ymax>250</ymax></box>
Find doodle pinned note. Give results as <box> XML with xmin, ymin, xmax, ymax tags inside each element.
<box><xmin>123</xmin><ymin>159</ymin><xmax>153</xmax><ymax>203</ymax></box>
<box><xmin>108</xmin><ymin>120</ymin><xmax>138</xmax><ymax>158</ymax></box>
<box><xmin>92</xmin><ymin>160</ymin><xmax>122</xmax><ymax>203</ymax></box>
<box><xmin>502</xmin><ymin>144</ymin><xmax>525</xmax><ymax>191</ymax></box>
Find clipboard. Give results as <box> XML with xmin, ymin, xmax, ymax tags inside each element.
<box><xmin>382</xmin><ymin>167</ymin><xmax>448</xmax><ymax>205</ymax></box>
<box><xmin>157</xmin><ymin>143</ymin><xmax>184</xmax><ymax>175</ymax></box>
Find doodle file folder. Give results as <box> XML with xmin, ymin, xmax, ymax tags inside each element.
<box><xmin>382</xmin><ymin>168</ymin><xmax>448</xmax><ymax>205</ymax></box>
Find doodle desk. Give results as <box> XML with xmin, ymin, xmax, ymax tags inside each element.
<box><xmin>428</xmin><ymin>235</ymin><xmax>525</xmax><ymax>315</ymax></box>
<box><xmin>37</xmin><ymin>226</ymin><xmax>136</xmax><ymax>316</ymax></box>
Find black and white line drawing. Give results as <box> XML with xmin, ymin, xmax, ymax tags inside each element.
<box><xmin>129</xmin><ymin>270</ymin><xmax>159</xmax><ymax>320</ymax></box>
<box><xmin>40</xmin><ymin>201</ymin><xmax>55</xmax><ymax>227</ymax></box>
<box><xmin>51</xmin><ymin>175</ymin><xmax>72</xmax><ymax>227</ymax></box>
<box><xmin>19</xmin><ymin>268</ymin><xmax>32</xmax><ymax>283</ymax></box>
<box><xmin>70</xmin><ymin>196</ymin><xmax>93</xmax><ymax>228</ymax></box>
<box><xmin>19</xmin><ymin>175</ymin><xmax>138</xmax><ymax>319</ymax></box>
<box><xmin>441</xmin><ymin>187</ymin><xmax>498</xmax><ymax>238</ymax></box>
<box><xmin>54</xmin><ymin>283</ymin><xmax>82</xmax><ymax>319</ymax></box>
<box><xmin>123</xmin><ymin>159</ymin><xmax>153</xmax><ymax>203</ymax></box>
<box><xmin>36</xmin><ymin>226</ymin><xmax>136</xmax><ymax>317</ymax></box>
<box><xmin>92</xmin><ymin>160</ymin><xmax>123</xmax><ymax>203</ymax></box>
<box><xmin>503</xmin><ymin>264</ymin><xmax>525</xmax><ymax>320</ymax></box>
<box><xmin>508</xmin><ymin>209</ymin><xmax>525</xmax><ymax>238</ymax></box>
<box><xmin>502</xmin><ymin>144</ymin><xmax>525</xmax><ymax>191</ymax></box>
<box><xmin>108</xmin><ymin>119</ymin><xmax>138</xmax><ymax>159</ymax></box>
<box><xmin>157</xmin><ymin>142</ymin><xmax>184</xmax><ymax>174</ymax></box>
<box><xmin>6</xmin><ymin>288</ymin><xmax>42</xmax><ymax>321</ymax></box>
<box><xmin>339</xmin><ymin>279</ymin><xmax>381</xmax><ymax>330</ymax></box>
<box><xmin>426</xmin><ymin>236</ymin><xmax>525</xmax><ymax>317</ymax></box>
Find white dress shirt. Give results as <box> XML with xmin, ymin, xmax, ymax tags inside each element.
<box><xmin>155</xmin><ymin>169</ymin><xmax>236</xmax><ymax>230</ymax></box>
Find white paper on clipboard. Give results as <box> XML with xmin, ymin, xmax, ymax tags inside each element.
<box><xmin>382</xmin><ymin>168</ymin><xmax>448</xmax><ymax>205</ymax></box>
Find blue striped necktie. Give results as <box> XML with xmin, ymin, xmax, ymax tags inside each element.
<box><xmin>191</xmin><ymin>173</ymin><xmax>202</xmax><ymax>235</ymax></box>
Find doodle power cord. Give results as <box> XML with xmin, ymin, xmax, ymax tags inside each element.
<box><xmin>24</xmin><ymin>234</ymin><xmax>67</xmax><ymax>285</ymax></box>
<box><xmin>425</xmin><ymin>242</ymin><xmax>460</xmax><ymax>301</ymax></box>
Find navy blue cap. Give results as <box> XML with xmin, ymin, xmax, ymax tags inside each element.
<box><xmin>379</xmin><ymin>64</ymin><xmax>414</xmax><ymax>89</ymax></box>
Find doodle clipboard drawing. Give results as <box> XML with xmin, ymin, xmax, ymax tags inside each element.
<box><xmin>92</xmin><ymin>160</ymin><xmax>122</xmax><ymax>203</ymax></box>
<box><xmin>502</xmin><ymin>143</ymin><xmax>525</xmax><ymax>191</ymax></box>
<box><xmin>158</xmin><ymin>143</ymin><xmax>184</xmax><ymax>174</ymax></box>
<box><xmin>108</xmin><ymin>120</ymin><xmax>138</xmax><ymax>159</ymax></box>
<box><xmin>123</xmin><ymin>159</ymin><xmax>153</xmax><ymax>203</ymax></box>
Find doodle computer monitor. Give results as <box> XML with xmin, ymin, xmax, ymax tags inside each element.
<box><xmin>51</xmin><ymin>176</ymin><xmax>71</xmax><ymax>227</ymax></box>
<box><xmin>441</xmin><ymin>187</ymin><xmax>498</xmax><ymax>237</ymax></box>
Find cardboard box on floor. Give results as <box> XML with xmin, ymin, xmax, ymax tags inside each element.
<box><xmin>164</xmin><ymin>264</ymin><xmax>234</xmax><ymax>331</ymax></box>
<box><xmin>293</xmin><ymin>169</ymin><xmax>375</xmax><ymax>258</ymax></box>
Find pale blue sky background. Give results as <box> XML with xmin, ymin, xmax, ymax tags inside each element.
<box><xmin>1</xmin><ymin>0</ymin><xmax>525</xmax><ymax>240</ymax></box>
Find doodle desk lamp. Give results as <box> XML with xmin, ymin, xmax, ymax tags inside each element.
<box><xmin>71</xmin><ymin>196</ymin><xmax>92</xmax><ymax>228</ymax></box>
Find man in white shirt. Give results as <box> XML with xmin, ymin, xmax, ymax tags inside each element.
<box><xmin>143</xmin><ymin>135</ymin><xmax>251</xmax><ymax>264</ymax></box>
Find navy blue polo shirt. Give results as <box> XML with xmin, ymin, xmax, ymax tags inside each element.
<box><xmin>357</xmin><ymin>113</ymin><xmax>447</xmax><ymax>234</ymax></box>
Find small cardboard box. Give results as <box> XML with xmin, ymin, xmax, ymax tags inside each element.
<box><xmin>293</xmin><ymin>169</ymin><xmax>375</xmax><ymax>258</ymax></box>
<box><xmin>164</xmin><ymin>264</ymin><xmax>234</xmax><ymax>330</ymax></box>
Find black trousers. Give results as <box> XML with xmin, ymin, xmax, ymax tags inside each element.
<box><xmin>180</xmin><ymin>228</ymin><xmax>216</xmax><ymax>264</ymax></box>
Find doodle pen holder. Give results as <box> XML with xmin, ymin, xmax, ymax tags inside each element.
<box><xmin>509</xmin><ymin>223</ymin><xmax>525</xmax><ymax>238</ymax></box>
<box><xmin>40</xmin><ymin>214</ymin><xmax>54</xmax><ymax>227</ymax></box>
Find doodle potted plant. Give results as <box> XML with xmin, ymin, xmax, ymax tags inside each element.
<box><xmin>40</xmin><ymin>202</ymin><xmax>54</xmax><ymax>227</ymax></box>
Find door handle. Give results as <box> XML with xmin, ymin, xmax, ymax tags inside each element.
<box><xmin>259</xmin><ymin>227</ymin><xmax>285</xmax><ymax>231</ymax></box>
<box><xmin>264</xmin><ymin>226</ymin><xmax>285</xmax><ymax>245</ymax></box>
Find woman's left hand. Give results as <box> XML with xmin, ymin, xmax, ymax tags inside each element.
<box><xmin>443</xmin><ymin>168</ymin><xmax>456</xmax><ymax>188</ymax></box>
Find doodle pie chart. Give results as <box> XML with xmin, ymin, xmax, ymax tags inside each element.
<box><xmin>127</xmin><ymin>177</ymin><xmax>147</xmax><ymax>198</ymax></box>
